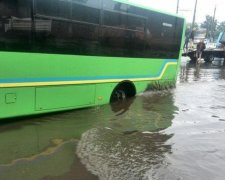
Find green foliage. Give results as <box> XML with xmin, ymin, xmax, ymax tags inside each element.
<box><xmin>185</xmin><ymin>23</ymin><xmax>199</xmax><ymax>36</ymax></box>
<box><xmin>201</xmin><ymin>15</ymin><xmax>217</xmax><ymax>40</ymax></box>
<box><xmin>217</xmin><ymin>21</ymin><xmax>225</xmax><ymax>32</ymax></box>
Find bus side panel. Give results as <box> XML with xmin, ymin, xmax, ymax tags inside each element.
<box><xmin>161</xmin><ymin>64</ymin><xmax>178</xmax><ymax>81</ymax></box>
<box><xmin>35</xmin><ymin>85</ymin><xmax>96</xmax><ymax>111</ymax></box>
<box><xmin>0</xmin><ymin>87</ymin><xmax>35</xmax><ymax>118</ymax></box>
<box><xmin>95</xmin><ymin>83</ymin><xmax>118</xmax><ymax>105</ymax></box>
<box><xmin>133</xmin><ymin>81</ymin><xmax>149</xmax><ymax>94</ymax></box>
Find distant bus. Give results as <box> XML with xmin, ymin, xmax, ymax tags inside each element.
<box><xmin>0</xmin><ymin>0</ymin><xmax>185</xmax><ymax>119</ymax></box>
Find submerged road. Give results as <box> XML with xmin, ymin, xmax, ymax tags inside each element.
<box><xmin>0</xmin><ymin>58</ymin><xmax>225</xmax><ymax>180</ymax></box>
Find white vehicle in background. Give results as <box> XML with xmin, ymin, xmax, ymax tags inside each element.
<box><xmin>193</xmin><ymin>28</ymin><xmax>207</xmax><ymax>48</ymax></box>
<box><xmin>183</xmin><ymin>30</ymin><xmax>225</xmax><ymax>62</ymax></box>
<box><xmin>206</xmin><ymin>42</ymin><xmax>216</xmax><ymax>49</ymax></box>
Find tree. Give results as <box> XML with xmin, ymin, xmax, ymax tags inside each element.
<box><xmin>185</xmin><ymin>23</ymin><xmax>199</xmax><ymax>37</ymax></box>
<box><xmin>213</xmin><ymin>21</ymin><xmax>225</xmax><ymax>39</ymax></box>
<box><xmin>217</xmin><ymin>21</ymin><xmax>225</xmax><ymax>32</ymax></box>
<box><xmin>201</xmin><ymin>15</ymin><xmax>217</xmax><ymax>41</ymax></box>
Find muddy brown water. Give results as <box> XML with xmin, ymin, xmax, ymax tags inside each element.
<box><xmin>0</xmin><ymin>58</ymin><xmax>225</xmax><ymax>180</ymax></box>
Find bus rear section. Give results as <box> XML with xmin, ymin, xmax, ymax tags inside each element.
<box><xmin>0</xmin><ymin>0</ymin><xmax>185</xmax><ymax>119</ymax></box>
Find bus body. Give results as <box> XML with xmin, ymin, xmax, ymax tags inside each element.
<box><xmin>0</xmin><ymin>0</ymin><xmax>185</xmax><ymax>119</ymax></box>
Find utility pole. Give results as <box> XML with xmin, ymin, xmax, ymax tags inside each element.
<box><xmin>176</xmin><ymin>0</ymin><xmax>180</xmax><ymax>14</ymax></box>
<box><xmin>191</xmin><ymin>0</ymin><xmax>198</xmax><ymax>34</ymax></box>
<box><xmin>212</xmin><ymin>5</ymin><xmax>217</xmax><ymax>42</ymax></box>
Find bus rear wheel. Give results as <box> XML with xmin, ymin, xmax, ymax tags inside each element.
<box><xmin>111</xmin><ymin>89</ymin><xmax>127</xmax><ymax>102</ymax></box>
<box><xmin>110</xmin><ymin>82</ymin><xmax>136</xmax><ymax>103</ymax></box>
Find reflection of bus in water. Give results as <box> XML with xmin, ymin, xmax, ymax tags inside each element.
<box><xmin>0</xmin><ymin>91</ymin><xmax>177</xmax><ymax>179</ymax></box>
<box><xmin>0</xmin><ymin>0</ymin><xmax>185</xmax><ymax>119</ymax></box>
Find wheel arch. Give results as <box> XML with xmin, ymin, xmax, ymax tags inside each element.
<box><xmin>110</xmin><ymin>80</ymin><xmax>136</xmax><ymax>102</ymax></box>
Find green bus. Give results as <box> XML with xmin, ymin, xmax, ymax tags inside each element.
<box><xmin>0</xmin><ymin>0</ymin><xmax>185</xmax><ymax>119</ymax></box>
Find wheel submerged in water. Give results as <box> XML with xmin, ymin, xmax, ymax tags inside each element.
<box><xmin>111</xmin><ymin>89</ymin><xmax>127</xmax><ymax>102</ymax></box>
<box><xmin>110</xmin><ymin>82</ymin><xmax>136</xmax><ymax>103</ymax></box>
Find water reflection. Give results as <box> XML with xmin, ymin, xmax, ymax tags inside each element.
<box><xmin>165</xmin><ymin>60</ymin><xmax>225</xmax><ymax>180</ymax></box>
<box><xmin>179</xmin><ymin>57</ymin><xmax>225</xmax><ymax>83</ymax></box>
<box><xmin>77</xmin><ymin>129</ymin><xmax>172</xmax><ymax>180</ymax></box>
<box><xmin>75</xmin><ymin>93</ymin><xmax>177</xmax><ymax>180</ymax></box>
<box><xmin>110</xmin><ymin>98</ymin><xmax>135</xmax><ymax>115</ymax></box>
<box><xmin>0</xmin><ymin>91</ymin><xmax>177</xmax><ymax>180</ymax></box>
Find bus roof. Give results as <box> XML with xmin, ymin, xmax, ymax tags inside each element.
<box><xmin>115</xmin><ymin>0</ymin><xmax>185</xmax><ymax>20</ymax></box>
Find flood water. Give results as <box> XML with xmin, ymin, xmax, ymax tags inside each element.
<box><xmin>0</xmin><ymin>58</ymin><xmax>225</xmax><ymax>180</ymax></box>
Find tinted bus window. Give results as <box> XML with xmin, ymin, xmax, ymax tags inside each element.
<box><xmin>103</xmin><ymin>1</ymin><xmax>127</xmax><ymax>12</ymax></box>
<box><xmin>72</xmin><ymin>0</ymin><xmax>100</xmax><ymax>9</ymax></box>
<box><xmin>35</xmin><ymin>0</ymin><xmax>101</xmax><ymax>55</ymax></box>
<box><xmin>101</xmin><ymin>1</ymin><xmax>149</xmax><ymax>57</ymax></box>
<box><xmin>71</xmin><ymin>0</ymin><xmax>100</xmax><ymax>24</ymax></box>
<box><xmin>102</xmin><ymin>1</ymin><xmax>127</xmax><ymax>28</ymax></box>
<box><xmin>101</xmin><ymin>0</ymin><xmax>128</xmax><ymax>56</ymax></box>
<box><xmin>145</xmin><ymin>11</ymin><xmax>183</xmax><ymax>58</ymax></box>
<box><xmin>36</xmin><ymin>0</ymin><xmax>101</xmax><ymax>23</ymax></box>
<box><xmin>0</xmin><ymin>0</ymin><xmax>32</xmax><ymax>52</ymax></box>
<box><xmin>0</xmin><ymin>0</ymin><xmax>184</xmax><ymax>59</ymax></box>
<box><xmin>126</xmin><ymin>6</ymin><xmax>146</xmax><ymax>56</ymax></box>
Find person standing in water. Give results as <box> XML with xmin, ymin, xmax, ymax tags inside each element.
<box><xmin>196</xmin><ymin>40</ymin><xmax>206</xmax><ymax>63</ymax></box>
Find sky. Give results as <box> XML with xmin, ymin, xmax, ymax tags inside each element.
<box><xmin>130</xmin><ymin>0</ymin><xmax>225</xmax><ymax>23</ymax></box>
